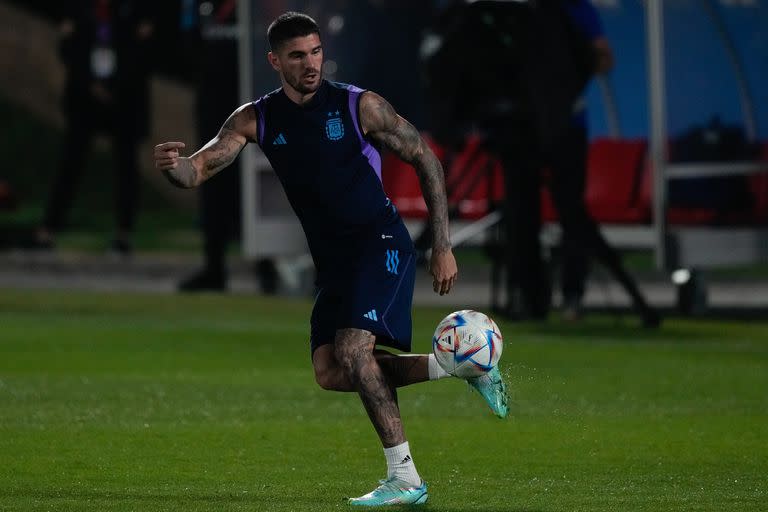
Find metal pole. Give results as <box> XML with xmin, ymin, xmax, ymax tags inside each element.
<box><xmin>646</xmin><ymin>0</ymin><xmax>668</xmax><ymax>270</ymax></box>
<box><xmin>237</xmin><ymin>0</ymin><xmax>259</xmax><ymax>258</ymax></box>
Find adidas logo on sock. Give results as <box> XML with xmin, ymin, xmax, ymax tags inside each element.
<box><xmin>400</xmin><ymin>455</ymin><xmax>412</xmax><ymax>464</ymax></box>
<box><xmin>363</xmin><ymin>309</ymin><xmax>378</xmax><ymax>321</ymax></box>
<box><xmin>273</xmin><ymin>133</ymin><xmax>287</xmax><ymax>145</ymax></box>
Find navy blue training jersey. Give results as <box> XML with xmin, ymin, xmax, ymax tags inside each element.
<box><xmin>253</xmin><ymin>80</ymin><xmax>402</xmax><ymax>281</ymax></box>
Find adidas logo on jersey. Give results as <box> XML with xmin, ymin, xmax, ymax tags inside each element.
<box><xmin>363</xmin><ymin>309</ymin><xmax>378</xmax><ymax>321</ymax></box>
<box><xmin>272</xmin><ymin>133</ymin><xmax>287</xmax><ymax>145</ymax></box>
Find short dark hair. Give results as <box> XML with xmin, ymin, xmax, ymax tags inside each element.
<box><xmin>267</xmin><ymin>12</ymin><xmax>320</xmax><ymax>51</ymax></box>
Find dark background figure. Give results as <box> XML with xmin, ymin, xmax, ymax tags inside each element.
<box><xmin>176</xmin><ymin>0</ymin><xmax>242</xmax><ymax>291</ymax></box>
<box><xmin>424</xmin><ymin>0</ymin><xmax>660</xmax><ymax>326</ymax></box>
<box><xmin>550</xmin><ymin>0</ymin><xmax>613</xmax><ymax>320</ymax></box>
<box><xmin>177</xmin><ymin>0</ymin><xmax>285</xmax><ymax>292</ymax></box>
<box><xmin>34</xmin><ymin>0</ymin><xmax>155</xmax><ymax>254</ymax></box>
<box><xmin>424</xmin><ymin>0</ymin><xmax>584</xmax><ymax>320</ymax></box>
<box><xmin>546</xmin><ymin>0</ymin><xmax>660</xmax><ymax>326</ymax></box>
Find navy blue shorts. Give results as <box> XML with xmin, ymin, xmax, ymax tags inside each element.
<box><xmin>310</xmin><ymin>219</ymin><xmax>416</xmax><ymax>354</ymax></box>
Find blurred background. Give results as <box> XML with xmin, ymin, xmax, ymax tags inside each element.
<box><xmin>0</xmin><ymin>0</ymin><xmax>766</xmax><ymax>318</ymax></box>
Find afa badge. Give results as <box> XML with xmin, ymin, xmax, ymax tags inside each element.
<box><xmin>325</xmin><ymin>111</ymin><xmax>344</xmax><ymax>141</ymax></box>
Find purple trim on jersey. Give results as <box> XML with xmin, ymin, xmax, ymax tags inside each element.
<box><xmin>346</xmin><ymin>85</ymin><xmax>382</xmax><ymax>182</ymax></box>
<box><xmin>253</xmin><ymin>98</ymin><xmax>266</xmax><ymax>147</ymax></box>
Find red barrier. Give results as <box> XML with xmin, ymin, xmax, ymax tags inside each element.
<box><xmin>383</xmin><ymin>134</ymin><xmax>767</xmax><ymax>226</ymax></box>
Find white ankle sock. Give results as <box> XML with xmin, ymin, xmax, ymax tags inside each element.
<box><xmin>384</xmin><ymin>442</ymin><xmax>421</xmax><ymax>486</ymax></box>
<box><xmin>428</xmin><ymin>353</ymin><xmax>450</xmax><ymax>380</ymax></box>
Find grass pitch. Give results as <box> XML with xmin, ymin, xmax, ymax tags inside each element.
<box><xmin>0</xmin><ymin>289</ymin><xmax>766</xmax><ymax>511</ymax></box>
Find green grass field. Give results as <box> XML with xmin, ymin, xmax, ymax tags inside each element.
<box><xmin>1</xmin><ymin>289</ymin><xmax>766</xmax><ymax>511</ymax></box>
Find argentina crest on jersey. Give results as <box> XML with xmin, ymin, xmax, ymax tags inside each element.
<box><xmin>325</xmin><ymin>110</ymin><xmax>344</xmax><ymax>141</ymax></box>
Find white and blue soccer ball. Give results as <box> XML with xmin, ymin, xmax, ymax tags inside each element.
<box><xmin>432</xmin><ymin>309</ymin><xmax>503</xmax><ymax>378</ymax></box>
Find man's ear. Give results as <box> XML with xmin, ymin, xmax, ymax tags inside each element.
<box><xmin>267</xmin><ymin>51</ymin><xmax>280</xmax><ymax>72</ymax></box>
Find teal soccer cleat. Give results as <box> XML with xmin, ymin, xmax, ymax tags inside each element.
<box><xmin>348</xmin><ymin>478</ymin><xmax>428</xmax><ymax>506</ymax></box>
<box><xmin>467</xmin><ymin>366</ymin><xmax>509</xmax><ymax>418</ymax></box>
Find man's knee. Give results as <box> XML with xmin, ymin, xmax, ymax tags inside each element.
<box><xmin>334</xmin><ymin>328</ymin><xmax>375</xmax><ymax>375</ymax></box>
<box><xmin>312</xmin><ymin>343</ymin><xmax>356</xmax><ymax>391</ymax></box>
<box><xmin>313</xmin><ymin>344</ymin><xmax>340</xmax><ymax>390</ymax></box>
<box><xmin>313</xmin><ymin>365</ymin><xmax>338</xmax><ymax>391</ymax></box>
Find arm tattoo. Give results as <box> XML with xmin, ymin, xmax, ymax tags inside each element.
<box><xmin>363</xmin><ymin>94</ymin><xmax>451</xmax><ymax>252</ymax></box>
<box><xmin>198</xmin><ymin>116</ymin><xmax>245</xmax><ymax>180</ymax></box>
<box><xmin>163</xmin><ymin>106</ymin><xmax>251</xmax><ymax>189</ymax></box>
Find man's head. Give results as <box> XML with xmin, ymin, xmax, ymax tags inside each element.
<box><xmin>267</xmin><ymin>12</ymin><xmax>320</xmax><ymax>51</ymax></box>
<box><xmin>267</xmin><ymin>12</ymin><xmax>323</xmax><ymax>95</ymax></box>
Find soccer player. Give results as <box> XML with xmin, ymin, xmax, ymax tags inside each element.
<box><xmin>153</xmin><ymin>12</ymin><xmax>508</xmax><ymax>507</ymax></box>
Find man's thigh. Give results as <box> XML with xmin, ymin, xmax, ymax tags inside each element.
<box><xmin>310</xmin><ymin>252</ymin><xmax>415</xmax><ymax>355</ymax></box>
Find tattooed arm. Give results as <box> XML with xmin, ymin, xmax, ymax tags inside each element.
<box><xmin>359</xmin><ymin>91</ymin><xmax>458</xmax><ymax>295</ymax></box>
<box><xmin>153</xmin><ymin>103</ymin><xmax>258</xmax><ymax>188</ymax></box>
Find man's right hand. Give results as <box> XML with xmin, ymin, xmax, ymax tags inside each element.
<box><xmin>154</xmin><ymin>141</ymin><xmax>199</xmax><ymax>188</ymax></box>
<box><xmin>153</xmin><ymin>141</ymin><xmax>186</xmax><ymax>172</ymax></box>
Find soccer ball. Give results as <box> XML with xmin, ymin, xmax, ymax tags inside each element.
<box><xmin>432</xmin><ymin>309</ymin><xmax>503</xmax><ymax>378</ymax></box>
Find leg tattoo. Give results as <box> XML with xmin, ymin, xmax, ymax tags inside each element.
<box><xmin>335</xmin><ymin>329</ymin><xmax>405</xmax><ymax>447</ymax></box>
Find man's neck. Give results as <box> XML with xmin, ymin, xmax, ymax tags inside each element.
<box><xmin>281</xmin><ymin>80</ymin><xmax>320</xmax><ymax>105</ymax></box>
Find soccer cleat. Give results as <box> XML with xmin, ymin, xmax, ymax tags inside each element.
<box><xmin>467</xmin><ymin>366</ymin><xmax>509</xmax><ymax>418</ymax></box>
<box><xmin>348</xmin><ymin>478</ymin><xmax>428</xmax><ymax>507</ymax></box>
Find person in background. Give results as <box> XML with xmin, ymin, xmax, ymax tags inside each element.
<box><xmin>175</xmin><ymin>0</ymin><xmax>243</xmax><ymax>290</ymax></box>
<box><xmin>549</xmin><ymin>0</ymin><xmax>660</xmax><ymax>326</ymax></box>
<box><xmin>423</xmin><ymin>0</ymin><xmax>659</xmax><ymax>327</ymax></box>
<box><xmin>177</xmin><ymin>0</ymin><xmax>284</xmax><ymax>292</ymax></box>
<box><xmin>34</xmin><ymin>0</ymin><xmax>155</xmax><ymax>255</ymax></box>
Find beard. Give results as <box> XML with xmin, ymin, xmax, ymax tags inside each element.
<box><xmin>284</xmin><ymin>67</ymin><xmax>322</xmax><ymax>95</ymax></box>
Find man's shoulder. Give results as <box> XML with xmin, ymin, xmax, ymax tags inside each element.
<box><xmin>327</xmin><ymin>81</ymin><xmax>366</xmax><ymax>95</ymax></box>
<box><xmin>254</xmin><ymin>86</ymin><xmax>283</xmax><ymax>107</ymax></box>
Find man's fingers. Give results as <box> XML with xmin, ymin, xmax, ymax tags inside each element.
<box><xmin>430</xmin><ymin>249</ymin><xmax>458</xmax><ymax>296</ymax></box>
<box><xmin>153</xmin><ymin>142</ymin><xmax>182</xmax><ymax>171</ymax></box>
<box><xmin>155</xmin><ymin>141</ymin><xmax>186</xmax><ymax>150</ymax></box>
<box><xmin>444</xmin><ymin>275</ymin><xmax>456</xmax><ymax>295</ymax></box>
<box><xmin>433</xmin><ymin>274</ymin><xmax>456</xmax><ymax>296</ymax></box>
<box><xmin>154</xmin><ymin>157</ymin><xmax>178</xmax><ymax>170</ymax></box>
<box><xmin>154</xmin><ymin>141</ymin><xmax>186</xmax><ymax>152</ymax></box>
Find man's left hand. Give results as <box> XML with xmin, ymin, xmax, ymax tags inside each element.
<box><xmin>430</xmin><ymin>248</ymin><xmax>458</xmax><ymax>296</ymax></box>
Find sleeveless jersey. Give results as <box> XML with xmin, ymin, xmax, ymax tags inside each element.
<box><xmin>253</xmin><ymin>80</ymin><xmax>401</xmax><ymax>280</ymax></box>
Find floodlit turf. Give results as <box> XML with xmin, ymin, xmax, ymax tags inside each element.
<box><xmin>1</xmin><ymin>289</ymin><xmax>766</xmax><ymax>511</ymax></box>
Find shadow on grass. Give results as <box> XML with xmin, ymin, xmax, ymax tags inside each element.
<box><xmin>429</xmin><ymin>509</ymin><xmax>545</xmax><ymax>512</ymax></box>
<box><xmin>2</xmin><ymin>488</ymin><xmax>547</xmax><ymax>511</ymax></box>
<box><xmin>1</xmin><ymin>488</ymin><xmax>254</xmax><ymax>503</ymax></box>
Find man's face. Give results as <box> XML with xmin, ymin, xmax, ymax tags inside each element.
<box><xmin>269</xmin><ymin>33</ymin><xmax>323</xmax><ymax>95</ymax></box>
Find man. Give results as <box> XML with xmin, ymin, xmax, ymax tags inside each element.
<box><xmin>154</xmin><ymin>12</ymin><xmax>508</xmax><ymax>506</ymax></box>
<box><xmin>551</xmin><ymin>0</ymin><xmax>614</xmax><ymax>319</ymax></box>
<box><xmin>34</xmin><ymin>0</ymin><xmax>155</xmax><ymax>254</ymax></box>
<box><xmin>175</xmin><ymin>0</ymin><xmax>243</xmax><ymax>291</ymax></box>
<box><xmin>549</xmin><ymin>0</ymin><xmax>660</xmax><ymax>327</ymax></box>
<box><xmin>424</xmin><ymin>0</ymin><xmax>659</xmax><ymax>327</ymax></box>
<box><xmin>175</xmin><ymin>0</ymin><xmax>279</xmax><ymax>293</ymax></box>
